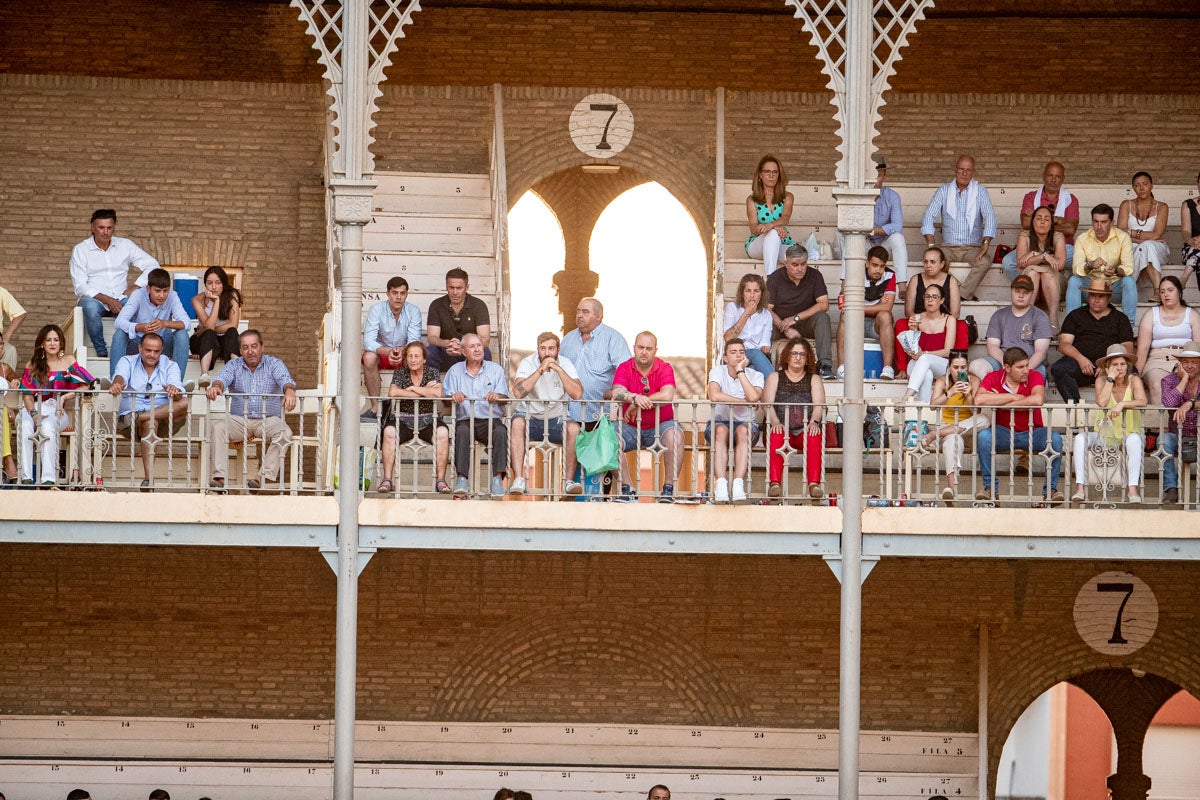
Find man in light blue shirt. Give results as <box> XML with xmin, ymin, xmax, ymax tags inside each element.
<box><xmin>559</xmin><ymin>297</ymin><xmax>631</xmax><ymax>423</ymax></box>
<box><xmin>111</xmin><ymin>268</ymin><xmax>191</xmax><ymax>378</ymax></box>
<box><xmin>108</xmin><ymin>332</ymin><xmax>188</xmax><ymax>489</ymax></box>
<box><xmin>443</xmin><ymin>333</ymin><xmax>510</xmax><ymax>497</ymax></box>
<box><xmin>362</xmin><ymin>276</ymin><xmax>422</xmax><ymax>421</ymax></box>
<box><xmin>921</xmin><ymin>154</ymin><xmax>997</xmax><ymax>300</ymax></box>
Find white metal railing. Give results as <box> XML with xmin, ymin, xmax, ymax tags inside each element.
<box><xmin>3</xmin><ymin>387</ymin><xmax>1198</xmax><ymax>508</ymax></box>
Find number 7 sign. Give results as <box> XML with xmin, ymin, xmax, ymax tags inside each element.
<box><xmin>1074</xmin><ymin>571</ymin><xmax>1159</xmax><ymax>655</ymax></box>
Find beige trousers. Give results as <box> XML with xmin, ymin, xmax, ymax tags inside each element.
<box><xmin>210</xmin><ymin>415</ymin><xmax>291</xmax><ymax>482</ymax></box>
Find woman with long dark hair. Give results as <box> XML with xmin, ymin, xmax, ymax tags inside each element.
<box><xmin>18</xmin><ymin>324</ymin><xmax>95</xmax><ymax>486</ymax></box>
<box><xmin>190</xmin><ymin>266</ymin><xmax>243</xmax><ymax>385</ymax></box>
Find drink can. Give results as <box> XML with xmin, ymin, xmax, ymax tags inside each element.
<box><xmin>837</xmin><ymin>294</ymin><xmax>845</xmax><ymax>310</ymax></box>
<box><xmin>828</xmin><ymin>492</ymin><xmax>837</xmax><ymax>507</ymax></box>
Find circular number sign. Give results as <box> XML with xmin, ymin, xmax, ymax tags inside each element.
<box><xmin>1073</xmin><ymin>571</ymin><xmax>1158</xmax><ymax>656</ymax></box>
<box><xmin>568</xmin><ymin>93</ymin><xmax>634</xmax><ymax>159</ymax></box>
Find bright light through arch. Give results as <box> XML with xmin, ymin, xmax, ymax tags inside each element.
<box><xmin>508</xmin><ymin>191</ymin><xmax>566</xmax><ymax>349</ymax></box>
<box><xmin>590</xmin><ymin>183</ymin><xmax>706</xmax><ymax>357</ymax></box>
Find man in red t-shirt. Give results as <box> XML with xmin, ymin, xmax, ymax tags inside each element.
<box><xmin>974</xmin><ymin>347</ymin><xmax>1064</xmax><ymax>502</ymax></box>
<box><xmin>609</xmin><ymin>331</ymin><xmax>683</xmax><ymax>502</ymax></box>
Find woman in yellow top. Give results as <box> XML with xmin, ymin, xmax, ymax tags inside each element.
<box><xmin>1071</xmin><ymin>344</ymin><xmax>1147</xmax><ymax>504</ymax></box>
<box><xmin>920</xmin><ymin>351</ymin><xmax>988</xmax><ymax>503</ymax></box>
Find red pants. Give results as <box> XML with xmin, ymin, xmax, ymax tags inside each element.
<box><xmin>768</xmin><ymin>429</ymin><xmax>824</xmax><ymax>483</ymax></box>
<box><xmin>892</xmin><ymin>318</ymin><xmax>970</xmax><ymax>373</ymax></box>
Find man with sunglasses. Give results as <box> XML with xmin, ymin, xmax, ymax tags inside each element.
<box><xmin>609</xmin><ymin>331</ymin><xmax>683</xmax><ymax>502</ymax></box>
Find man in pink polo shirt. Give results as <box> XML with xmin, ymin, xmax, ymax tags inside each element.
<box><xmin>608</xmin><ymin>331</ymin><xmax>683</xmax><ymax>502</ymax></box>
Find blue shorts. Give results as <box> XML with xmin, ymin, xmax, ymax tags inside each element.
<box><xmin>524</xmin><ymin>415</ymin><xmax>566</xmax><ymax>445</ymax></box>
<box><xmin>704</xmin><ymin>419</ymin><xmax>760</xmax><ymax>444</ymax></box>
<box><xmin>619</xmin><ymin>419</ymin><xmax>681</xmax><ymax>451</ymax></box>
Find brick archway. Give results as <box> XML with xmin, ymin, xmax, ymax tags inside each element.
<box><xmin>987</xmin><ymin>629</ymin><xmax>1200</xmax><ymax>799</ymax></box>
<box><xmin>430</xmin><ymin>604</ymin><xmax>748</xmax><ymax>725</ymax></box>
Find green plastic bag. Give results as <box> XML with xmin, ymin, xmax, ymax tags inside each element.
<box><xmin>575</xmin><ymin>416</ymin><xmax>620</xmax><ymax>474</ymax></box>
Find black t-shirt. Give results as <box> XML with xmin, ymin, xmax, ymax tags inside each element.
<box><xmin>1060</xmin><ymin>304</ymin><xmax>1134</xmax><ymax>362</ymax></box>
<box><xmin>427</xmin><ymin>293</ymin><xmax>490</xmax><ymax>340</ymax></box>
<box><xmin>767</xmin><ymin>267</ymin><xmax>829</xmax><ymax>320</ymax></box>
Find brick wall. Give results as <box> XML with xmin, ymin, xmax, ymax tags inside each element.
<box><xmin>2</xmin><ymin>546</ymin><xmax>1197</xmax><ymax>783</ymax></box>
<box><xmin>2</xmin><ymin>1</ymin><xmax>1197</xmax><ymax>96</ymax></box>
<box><xmin>0</xmin><ymin>74</ymin><xmax>328</xmax><ymax>382</ymax></box>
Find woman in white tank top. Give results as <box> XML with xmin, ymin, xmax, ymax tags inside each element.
<box><xmin>1136</xmin><ymin>276</ymin><xmax>1200</xmax><ymax>406</ymax></box>
<box><xmin>1118</xmin><ymin>171</ymin><xmax>1170</xmax><ymax>296</ymax></box>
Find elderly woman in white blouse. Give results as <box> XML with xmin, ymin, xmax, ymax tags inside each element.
<box><xmin>723</xmin><ymin>273</ymin><xmax>775</xmax><ymax>375</ymax></box>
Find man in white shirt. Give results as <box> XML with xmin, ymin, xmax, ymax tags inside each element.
<box><xmin>108</xmin><ymin>332</ymin><xmax>188</xmax><ymax>490</ymax></box>
<box><xmin>508</xmin><ymin>331</ymin><xmax>584</xmax><ymax>496</ymax></box>
<box><xmin>706</xmin><ymin>338</ymin><xmax>764</xmax><ymax>503</ymax></box>
<box><xmin>69</xmin><ymin>209</ymin><xmax>160</xmax><ymax>359</ymax></box>
<box><xmin>361</xmin><ymin>276</ymin><xmax>422</xmax><ymax>421</ymax></box>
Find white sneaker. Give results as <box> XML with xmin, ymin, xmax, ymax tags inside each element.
<box><xmin>880</xmin><ymin>366</ymin><xmax>895</xmax><ymax>380</ymax></box>
<box><xmin>197</xmin><ymin>373</ymin><xmax>212</xmax><ymax>388</ymax></box>
<box><xmin>713</xmin><ymin>477</ymin><xmax>730</xmax><ymax>503</ymax></box>
<box><xmin>508</xmin><ymin>477</ymin><xmax>526</xmax><ymax>495</ymax></box>
<box><xmin>731</xmin><ymin>478</ymin><xmax>747</xmax><ymax>502</ymax></box>
<box><xmin>183</xmin><ymin>380</ymin><xmax>197</xmax><ymax>393</ymax></box>
<box><xmin>563</xmin><ymin>480</ymin><xmax>583</xmax><ymax>495</ymax></box>
<box><xmin>835</xmin><ymin>364</ymin><xmax>846</xmax><ymax>380</ymax></box>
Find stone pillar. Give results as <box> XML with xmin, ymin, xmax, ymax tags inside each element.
<box><xmin>552</xmin><ymin>265</ymin><xmax>599</xmax><ymax>335</ymax></box>
<box><xmin>1070</xmin><ymin>668</ymin><xmax>1181</xmax><ymax>800</ymax></box>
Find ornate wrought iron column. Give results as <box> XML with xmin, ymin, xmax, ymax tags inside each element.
<box><xmin>784</xmin><ymin>2</ymin><xmax>933</xmax><ymax>798</ymax></box>
<box><xmin>292</xmin><ymin>1</ymin><xmax>421</xmax><ymax>797</ymax></box>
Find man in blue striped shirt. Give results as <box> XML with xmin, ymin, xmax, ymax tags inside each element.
<box><xmin>205</xmin><ymin>329</ymin><xmax>297</xmax><ymax>492</ymax></box>
<box><xmin>921</xmin><ymin>155</ymin><xmax>997</xmax><ymax>300</ymax></box>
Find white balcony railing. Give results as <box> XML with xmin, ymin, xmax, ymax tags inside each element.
<box><xmin>2</xmin><ymin>387</ymin><xmax>1198</xmax><ymax>509</ymax></box>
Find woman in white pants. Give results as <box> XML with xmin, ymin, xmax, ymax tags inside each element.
<box><xmin>1071</xmin><ymin>344</ymin><xmax>1147</xmax><ymax>504</ymax></box>
<box><xmin>921</xmin><ymin>352</ymin><xmax>988</xmax><ymax>502</ymax></box>
<box><xmin>17</xmin><ymin>324</ymin><xmax>95</xmax><ymax>486</ymax></box>
<box><xmin>901</xmin><ymin>283</ymin><xmax>958</xmax><ymax>403</ymax></box>
<box><xmin>744</xmin><ymin>155</ymin><xmax>795</xmax><ymax>276</ymax></box>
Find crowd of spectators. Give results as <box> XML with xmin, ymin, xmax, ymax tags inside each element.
<box><xmin>3</xmin><ymin>158</ymin><xmax>1199</xmax><ymax>501</ymax></box>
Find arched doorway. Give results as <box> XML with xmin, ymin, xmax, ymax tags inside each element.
<box><xmin>997</xmin><ymin>674</ymin><xmax>1200</xmax><ymax>800</ymax></box>
<box><xmin>508</xmin><ymin>190</ymin><xmax>566</xmax><ymax>349</ymax></box>
<box><xmin>588</xmin><ymin>183</ymin><xmax>706</xmax><ymax>357</ymax></box>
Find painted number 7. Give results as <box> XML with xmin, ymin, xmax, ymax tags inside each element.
<box><xmin>1097</xmin><ymin>582</ymin><xmax>1134</xmax><ymax>644</ymax></box>
<box><xmin>589</xmin><ymin>103</ymin><xmax>619</xmax><ymax>150</ymax></box>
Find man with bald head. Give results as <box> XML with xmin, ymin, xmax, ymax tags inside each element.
<box><xmin>921</xmin><ymin>154</ymin><xmax>997</xmax><ymax>300</ymax></box>
<box><xmin>560</xmin><ymin>298</ymin><xmax>631</xmax><ymax>423</ymax></box>
<box><xmin>1001</xmin><ymin>161</ymin><xmax>1080</xmax><ymax>282</ymax></box>
<box><xmin>443</xmin><ymin>333</ymin><xmax>510</xmax><ymax>497</ymax></box>
<box><xmin>609</xmin><ymin>331</ymin><xmax>683</xmax><ymax>502</ymax></box>
<box><xmin>647</xmin><ymin>785</ymin><xmax>671</xmax><ymax>800</ymax></box>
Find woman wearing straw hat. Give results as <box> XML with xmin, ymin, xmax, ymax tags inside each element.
<box><xmin>1070</xmin><ymin>343</ymin><xmax>1147</xmax><ymax>504</ymax></box>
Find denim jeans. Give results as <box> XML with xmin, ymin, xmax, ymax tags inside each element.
<box><xmin>976</xmin><ymin>425</ymin><xmax>1063</xmax><ymax>491</ymax></box>
<box><xmin>1065</xmin><ymin>273</ymin><xmax>1137</xmax><ymax>324</ymax></box>
<box><xmin>78</xmin><ymin>295</ymin><xmax>125</xmax><ymax>356</ymax></box>
<box><xmin>109</xmin><ymin>327</ymin><xmax>190</xmax><ymax>379</ymax></box>
<box><xmin>744</xmin><ymin>347</ymin><xmax>775</xmax><ymax>375</ymax></box>
<box><xmin>1001</xmin><ymin>244</ymin><xmax>1074</xmax><ymax>282</ymax></box>
<box><xmin>1162</xmin><ymin>432</ymin><xmax>1185</xmax><ymax>490</ymax></box>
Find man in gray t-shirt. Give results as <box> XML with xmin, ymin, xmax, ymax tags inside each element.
<box><xmin>969</xmin><ymin>275</ymin><xmax>1052</xmax><ymax>378</ymax></box>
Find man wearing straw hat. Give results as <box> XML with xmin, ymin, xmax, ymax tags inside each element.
<box><xmin>1159</xmin><ymin>340</ymin><xmax>1200</xmax><ymax>505</ymax></box>
<box><xmin>1051</xmin><ymin>277</ymin><xmax>1135</xmax><ymax>403</ymax></box>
